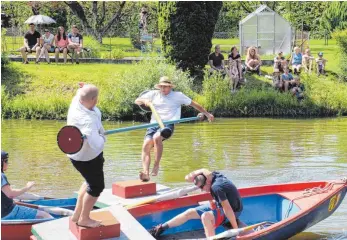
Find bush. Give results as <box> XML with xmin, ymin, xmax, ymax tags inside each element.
<box><xmin>332</xmin><ymin>30</ymin><xmax>347</xmax><ymax>81</ymax></box>
<box><xmin>83</xmin><ymin>36</ymin><xmax>102</xmax><ymax>58</ymax></box>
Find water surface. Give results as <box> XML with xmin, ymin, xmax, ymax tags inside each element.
<box><xmin>1</xmin><ymin>118</ymin><xmax>346</xmax><ymax>239</ymax></box>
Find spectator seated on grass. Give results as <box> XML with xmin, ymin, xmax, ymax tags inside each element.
<box><xmin>282</xmin><ymin>66</ymin><xmax>295</xmax><ymax>92</ymax></box>
<box><xmin>302</xmin><ymin>48</ymin><xmax>314</xmax><ymax>74</ymax></box>
<box><xmin>274</xmin><ymin>51</ymin><xmax>287</xmax><ymax>73</ymax></box>
<box><xmin>20</xmin><ymin>23</ymin><xmax>41</xmax><ymax>64</ymax></box>
<box><xmin>227</xmin><ymin>46</ymin><xmax>245</xmax><ymax>93</ymax></box>
<box><xmin>208</xmin><ymin>44</ymin><xmax>226</xmax><ymax>77</ymax></box>
<box><xmin>68</xmin><ymin>25</ymin><xmax>83</xmax><ymax>64</ymax></box>
<box><xmin>292</xmin><ymin>47</ymin><xmax>303</xmax><ymax>75</ymax></box>
<box><xmin>55</xmin><ymin>26</ymin><xmax>69</xmax><ymax>64</ymax></box>
<box><xmin>245</xmin><ymin>46</ymin><xmax>262</xmax><ymax>75</ymax></box>
<box><xmin>290</xmin><ymin>76</ymin><xmax>305</xmax><ymax>101</ymax></box>
<box><xmin>38</xmin><ymin>29</ymin><xmax>54</xmax><ymax>64</ymax></box>
<box><xmin>272</xmin><ymin>68</ymin><xmax>283</xmax><ymax>92</ymax></box>
<box><xmin>316</xmin><ymin>52</ymin><xmax>327</xmax><ymax>76</ymax></box>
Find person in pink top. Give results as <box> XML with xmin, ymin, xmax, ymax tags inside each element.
<box><xmin>55</xmin><ymin>26</ymin><xmax>69</xmax><ymax>64</ymax></box>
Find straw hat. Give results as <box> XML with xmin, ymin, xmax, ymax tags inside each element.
<box><xmin>154</xmin><ymin>76</ymin><xmax>176</xmax><ymax>89</ymax></box>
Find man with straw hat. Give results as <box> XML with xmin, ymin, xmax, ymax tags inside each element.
<box><xmin>135</xmin><ymin>76</ymin><xmax>214</xmax><ymax>181</ymax></box>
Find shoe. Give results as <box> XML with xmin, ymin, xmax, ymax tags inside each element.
<box><xmin>23</xmin><ymin>61</ymin><xmax>29</xmax><ymax>64</ymax></box>
<box><xmin>149</xmin><ymin>224</ymin><xmax>165</xmax><ymax>238</ymax></box>
<box><xmin>76</xmin><ymin>61</ymin><xmax>80</xmax><ymax>64</ymax></box>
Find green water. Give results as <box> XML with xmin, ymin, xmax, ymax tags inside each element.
<box><xmin>1</xmin><ymin>118</ymin><xmax>347</xmax><ymax>239</ymax></box>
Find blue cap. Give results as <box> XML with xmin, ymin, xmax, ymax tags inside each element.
<box><xmin>318</xmin><ymin>52</ymin><xmax>323</xmax><ymax>56</ymax></box>
<box><xmin>1</xmin><ymin>151</ymin><xmax>9</xmax><ymax>160</ymax></box>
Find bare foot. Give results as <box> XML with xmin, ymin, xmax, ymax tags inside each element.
<box><xmin>71</xmin><ymin>213</ymin><xmax>80</xmax><ymax>223</ymax></box>
<box><xmin>77</xmin><ymin>218</ymin><xmax>102</xmax><ymax>228</ymax></box>
<box><xmin>151</xmin><ymin>164</ymin><xmax>160</xmax><ymax>176</ymax></box>
<box><xmin>139</xmin><ymin>171</ymin><xmax>150</xmax><ymax>182</ymax></box>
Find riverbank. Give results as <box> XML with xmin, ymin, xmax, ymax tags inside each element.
<box><xmin>1</xmin><ymin>59</ymin><xmax>347</xmax><ymax>120</ymax></box>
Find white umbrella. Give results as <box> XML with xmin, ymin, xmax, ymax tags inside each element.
<box><xmin>24</xmin><ymin>15</ymin><xmax>56</xmax><ymax>25</ymax></box>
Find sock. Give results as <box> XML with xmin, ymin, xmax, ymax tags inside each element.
<box><xmin>162</xmin><ymin>223</ymin><xmax>169</xmax><ymax>230</ymax></box>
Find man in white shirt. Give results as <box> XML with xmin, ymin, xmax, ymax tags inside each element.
<box><xmin>68</xmin><ymin>82</ymin><xmax>106</xmax><ymax>228</ymax></box>
<box><xmin>135</xmin><ymin>76</ymin><xmax>214</xmax><ymax>181</ymax></box>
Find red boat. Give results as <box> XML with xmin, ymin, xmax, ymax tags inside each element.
<box><xmin>128</xmin><ymin>179</ymin><xmax>347</xmax><ymax>239</ymax></box>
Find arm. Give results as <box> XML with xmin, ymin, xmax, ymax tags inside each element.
<box><xmin>24</xmin><ymin>38</ymin><xmax>29</xmax><ymax>49</ymax></box>
<box><xmin>79</xmin><ymin>38</ymin><xmax>83</xmax><ymax>48</ymax></box>
<box><xmin>2</xmin><ymin>182</ymin><xmax>34</xmax><ymax>199</ymax></box>
<box><xmin>221</xmin><ymin>199</ymin><xmax>238</xmax><ymax>229</ymax></box>
<box><xmin>189</xmin><ymin>100</ymin><xmax>214</xmax><ymax>122</ymax></box>
<box><xmin>185</xmin><ymin>168</ymin><xmax>211</xmax><ymax>182</ymax></box>
<box><xmin>50</xmin><ymin>35</ymin><xmax>54</xmax><ymax>46</ymax></box>
<box><xmin>84</xmin><ymin>121</ymin><xmax>106</xmax><ymax>153</ymax></box>
<box><xmin>209</xmin><ymin>60</ymin><xmax>216</xmax><ymax>70</ymax></box>
<box><xmin>68</xmin><ymin>35</ymin><xmax>73</xmax><ymax>45</ymax></box>
<box><xmin>134</xmin><ymin>97</ymin><xmax>150</xmax><ymax>106</ymax></box>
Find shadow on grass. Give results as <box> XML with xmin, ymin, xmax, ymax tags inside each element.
<box><xmin>1</xmin><ymin>61</ymin><xmax>28</xmax><ymax>97</ymax></box>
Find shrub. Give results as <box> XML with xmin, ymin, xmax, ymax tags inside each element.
<box><xmin>332</xmin><ymin>30</ymin><xmax>347</xmax><ymax>81</ymax></box>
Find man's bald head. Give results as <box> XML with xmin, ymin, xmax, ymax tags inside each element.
<box><xmin>79</xmin><ymin>84</ymin><xmax>99</xmax><ymax>102</ymax></box>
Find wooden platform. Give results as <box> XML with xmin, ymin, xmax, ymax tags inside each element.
<box><xmin>74</xmin><ymin>184</ymin><xmax>170</xmax><ymax>208</ymax></box>
<box><xmin>32</xmin><ymin>205</ymin><xmax>155</xmax><ymax>240</ymax></box>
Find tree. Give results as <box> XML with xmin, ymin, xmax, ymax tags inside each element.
<box><xmin>158</xmin><ymin>1</ymin><xmax>223</xmax><ymax>85</ymax></box>
<box><xmin>64</xmin><ymin>1</ymin><xmax>126</xmax><ymax>43</ymax></box>
<box><xmin>321</xmin><ymin>2</ymin><xmax>347</xmax><ymax>33</ymax></box>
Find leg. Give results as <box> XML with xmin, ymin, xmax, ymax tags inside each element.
<box><xmin>284</xmin><ymin>81</ymin><xmax>289</xmax><ymax>92</ymax></box>
<box><xmin>36</xmin><ymin>209</ymin><xmax>53</xmax><ymax>219</ymax></box>
<box><xmin>44</xmin><ymin>45</ymin><xmax>50</xmax><ymax>63</ymax></box>
<box><xmin>233</xmin><ymin>77</ymin><xmax>239</xmax><ymax>91</ymax></box>
<box><xmin>55</xmin><ymin>48</ymin><xmax>59</xmax><ymax>63</ymax></box>
<box><xmin>35</xmin><ymin>46</ymin><xmax>41</xmax><ymax>62</ymax></box>
<box><xmin>201</xmin><ymin>212</ymin><xmax>216</xmax><ymax>237</ymax></box>
<box><xmin>152</xmin><ymin>133</ymin><xmax>164</xmax><ymax>176</ymax></box>
<box><xmin>63</xmin><ymin>48</ymin><xmax>68</xmax><ymax>64</ymax></box>
<box><xmin>71</xmin><ymin>182</ymin><xmax>87</xmax><ymax>222</ymax></box>
<box><xmin>20</xmin><ymin>46</ymin><xmax>27</xmax><ymax>63</ymax></box>
<box><xmin>140</xmin><ymin>139</ymin><xmax>154</xmax><ymax>181</ymax></box>
<box><xmin>166</xmin><ymin>208</ymin><xmax>200</xmax><ymax>228</ymax></box>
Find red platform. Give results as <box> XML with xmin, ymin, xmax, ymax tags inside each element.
<box><xmin>112</xmin><ymin>180</ymin><xmax>156</xmax><ymax>198</ymax></box>
<box><xmin>69</xmin><ymin>211</ymin><xmax>120</xmax><ymax>240</ymax></box>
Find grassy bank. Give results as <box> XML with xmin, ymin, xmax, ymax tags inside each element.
<box><xmin>2</xmin><ymin>59</ymin><xmax>347</xmax><ymax>120</ymax></box>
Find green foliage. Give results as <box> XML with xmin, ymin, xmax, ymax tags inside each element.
<box><xmin>321</xmin><ymin>2</ymin><xmax>347</xmax><ymax>33</ymax></box>
<box><xmin>100</xmin><ymin>49</ymin><xmax>125</xmax><ymax>59</ymax></box>
<box><xmin>332</xmin><ymin>30</ymin><xmax>347</xmax><ymax>81</ymax></box>
<box><xmin>158</xmin><ymin>2</ymin><xmax>223</xmax><ymax>85</ymax></box>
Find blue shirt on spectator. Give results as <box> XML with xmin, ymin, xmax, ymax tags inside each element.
<box><xmin>1</xmin><ymin>173</ymin><xmax>15</xmax><ymax>218</ymax></box>
<box><xmin>210</xmin><ymin>171</ymin><xmax>243</xmax><ymax>213</ymax></box>
<box><xmin>292</xmin><ymin>53</ymin><xmax>302</xmax><ymax>65</ymax></box>
<box><xmin>282</xmin><ymin>73</ymin><xmax>293</xmax><ymax>81</ymax></box>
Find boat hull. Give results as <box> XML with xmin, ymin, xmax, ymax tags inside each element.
<box><xmin>1</xmin><ymin>198</ymin><xmax>77</xmax><ymax>240</ymax></box>
<box><xmin>129</xmin><ymin>180</ymin><xmax>347</xmax><ymax>240</ymax></box>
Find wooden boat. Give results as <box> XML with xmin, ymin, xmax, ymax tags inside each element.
<box><xmin>1</xmin><ymin>198</ymin><xmax>77</xmax><ymax>240</ymax></box>
<box><xmin>127</xmin><ymin>179</ymin><xmax>347</xmax><ymax>240</ymax></box>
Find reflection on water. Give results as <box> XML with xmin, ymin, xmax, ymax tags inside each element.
<box><xmin>1</xmin><ymin>118</ymin><xmax>347</xmax><ymax>239</ymax></box>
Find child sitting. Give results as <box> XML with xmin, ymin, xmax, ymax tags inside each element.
<box><xmin>272</xmin><ymin>69</ymin><xmax>283</xmax><ymax>91</ymax></box>
<box><xmin>316</xmin><ymin>52</ymin><xmax>327</xmax><ymax>76</ymax></box>
<box><xmin>302</xmin><ymin>48</ymin><xmax>314</xmax><ymax>73</ymax></box>
<box><xmin>273</xmin><ymin>51</ymin><xmax>287</xmax><ymax>73</ymax></box>
<box><xmin>291</xmin><ymin>76</ymin><xmax>305</xmax><ymax>101</ymax></box>
<box><xmin>282</xmin><ymin>66</ymin><xmax>295</xmax><ymax>92</ymax></box>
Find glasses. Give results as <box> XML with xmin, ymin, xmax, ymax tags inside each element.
<box><xmin>3</xmin><ymin>158</ymin><xmax>8</xmax><ymax>163</ymax></box>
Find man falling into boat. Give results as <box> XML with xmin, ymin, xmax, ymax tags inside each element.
<box><xmin>135</xmin><ymin>77</ymin><xmax>214</xmax><ymax>181</ymax></box>
<box><xmin>149</xmin><ymin>169</ymin><xmax>243</xmax><ymax>238</ymax></box>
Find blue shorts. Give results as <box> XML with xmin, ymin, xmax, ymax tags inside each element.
<box><xmin>1</xmin><ymin>205</ymin><xmax>38</xmax><ymax>220</ymax></box>
<box><xmin>145</xmin><ymin>124</ymin><xmax>174</xmax><ymax>141</ymax></box>
<box><xmin>195</xmin><ymin>204</ymin><xmax>241</xmax><ymax>228</ymax></box>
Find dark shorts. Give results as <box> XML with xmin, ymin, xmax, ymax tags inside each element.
<box><xmin>195</xmin><ymin>204</ymin><xmax>241</xmax><ymax>228</ymax></box>
<box><xmin>70</xmin><ymin>152</ymin><xmax>105</xmax><ymax>197</ymax></box>
<box><xmin>145</xmin><ymin>124</ymin><xmax>174</xmax><ymax>141</ymax></box>
<box><xmin>25</xmin><ymin>45</ymin><xmax>39</xmax><ymax>52</ymax></box>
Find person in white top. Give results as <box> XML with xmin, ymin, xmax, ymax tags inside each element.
<box><xmin>68</xmin><ymin>82</ymin><xmax>106</xmax><ymax>228</ymax></box>
<box><xmin>135</xmin><ymin>76</ymin><xmax>214</xmax><ymax>181</ymax></box>
<box><xmin>39</xmin><ymin>29</ymin><xmax>54</xmax><ymax>64</ymax></box>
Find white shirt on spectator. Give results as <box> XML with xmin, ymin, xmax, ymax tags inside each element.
<box><xmin>67</xmin><ymin>89</ymin><xmax>105</xmax><ymax>161</ymax></box>
<box><xmin>42</xmin><ymin>33</ymin><xmax>54</xmax><ymax>44</ymax></box>
<box><xmin>141</xmin><ymin>90</ymin><xmax>192</xmax><ymax>123</ymax></box>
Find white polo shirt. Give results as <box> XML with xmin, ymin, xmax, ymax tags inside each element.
<box><xmin>141</xmin><ymin>90</ymin><xmax>192</xmax><ymax>123</ymax></box>
<box><xmin>67</xmin><ymin>90</ymin><xmax>105</xmax><ymax>161</ymax></box>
